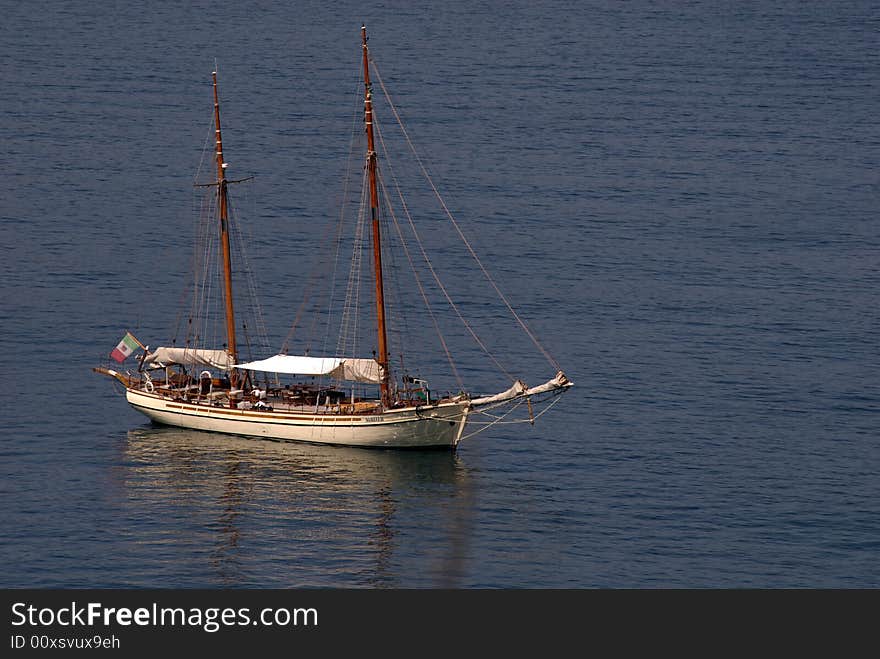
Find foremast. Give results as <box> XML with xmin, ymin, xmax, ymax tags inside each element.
<box><xmin>362</xmin><ymin>25</ymin><xmax>391</xmax><ymax>407</ymax></box>
<box><xmin>212</xmin><ymin>71</ymin><xmax>238</xmax><ymax>368</ymax></box>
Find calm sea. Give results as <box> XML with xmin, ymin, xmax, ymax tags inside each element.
<box><xmin>1</xmin><ymin>1</ymin><xmax>877</xmax><ymax>587</ymax></box>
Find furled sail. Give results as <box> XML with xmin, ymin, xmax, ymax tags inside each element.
<box><xmin>144</xmin><ymin>347</ymin><xmax>234</xmax><ymax>370</ymax></box>
<box><xmin>471</xmin><ymin>371</ymin><xmax>572</xmax><ymax>407</ymax></box>
<box><xmin>235</xmin><ymin>354</ymin><xmax>385</xmax><ymax>384</ymax></box>
<box><xmin>470</xmin><ymin>380</ymin><xmax>528</xmax><ymax>407</ymax></box>
<box><xmin>524</xmin><ymin>371</ymin><xmax>572</xmax><ymax>396</ymax></box>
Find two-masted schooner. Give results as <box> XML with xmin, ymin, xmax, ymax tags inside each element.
<box><xmin>95</xmin><ymin>26</ymin><xmax>572</xmax><ymax>449</ymax></box>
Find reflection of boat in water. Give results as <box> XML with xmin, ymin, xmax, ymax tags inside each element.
<box><xmin>120</xmin><ymin>426</ymin><xmax>473</xmax><ymax>586</ymax></box>
<box><xmin>95</xmin><ymin>25</ymin><xmax>571</xmax><ymax>449</ymax></box>
<box><xmin>124</xmin><ymin>425</ymin><xmax>465</xmax><ymax>485</ymax></box>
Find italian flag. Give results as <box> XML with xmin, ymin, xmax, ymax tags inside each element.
<box><xmin>110</xmin><ymin>332</ymin><xmax>142</xmax><ymax>363</ymax></box>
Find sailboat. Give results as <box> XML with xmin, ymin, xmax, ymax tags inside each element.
<box><xmin>95</xmin><ymin>26</ymin><xmax>572</xmax><ymax>449</ymax></box>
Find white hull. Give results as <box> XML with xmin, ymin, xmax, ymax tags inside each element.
<box><xmin>125</xmin><ymin>388</ymin><xmax>470</xmax><ymax>449</ymax></box>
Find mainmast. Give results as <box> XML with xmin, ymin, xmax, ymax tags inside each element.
<box><xmin>212</xmin><ymin>71</ymin><xmax>238</xmax><ymax>367</ymax></box>
<box><xmin>362</xmin><ymin>25</ymin><xmax>391</xmax><ymax>406</ymax></box>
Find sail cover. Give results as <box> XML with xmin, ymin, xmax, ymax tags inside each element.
<box><xmin>144</xmin><ymin>347</ymin><xmax>234</xmax><ymax>370</ymax></box>
<box><xmin>470</xmin><ymin>380</ymin><xmax>528</xmax><ymax>407</ymax></box>
<box><xmin>471</xmin><ymin>371</ymin><xmax>573</xmax><ymax>407</ymax></box>
<box><xmin>235</xmin><ymin>355</ymin><xmax>384</xmax><ymax>384</ymax></box>
<box><xmin>524</xmin><ymin>371</ymin><xmax>572</xmax><ymax>396</ymax></box>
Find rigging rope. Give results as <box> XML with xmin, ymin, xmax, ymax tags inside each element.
<box><xmin>337</xmin><ymin>168</ymin><xmax>369</xmax><ymax>359</ymax></box>
<box><xmin>228</xmin><ymin>188</ymin><xmax>272</xmax><ymax>360</ymax></box>
<box><xmin>371</xmin><ymin>61</ymin><xmax>562</xmax><ymax>373</ymax></box>
<box><xmin>377</xmin><ymin>173</ymin><xmax>410</xmax><ymax>387</ymax></box>
<box><xmin>461</xmin><ymin>393</ymin><xmax>565</xmax><ymax>441</ymax></box>
<box><xmin>372</xmin><ymin>103</ymin><xmax>514</xmax><ymax>382</ymax></box>
<box><xmin>293</xmin><ymin>72</ymin><xmax>365</xmax><ymax>359</ymax></box>
<box><xmin>175</xmin><ymin>118</ymin><xmax>215</xmax><ymax>349</ymax></box>
<box><xmin>372</xmin><ymin>124</ymin><xmax>465</xmax><ymax>389</ymax></box>
<box><xmin>377</xmin><ymin>164</ymin><xmax>464</xmax><ymax>389</ymax></box>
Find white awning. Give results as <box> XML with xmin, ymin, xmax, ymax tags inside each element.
<box><xmin>144</xmin><ymin>347</ymin><xmax>234</xmax><ymax>370</ymax></box>
<box><xmin>237</xmin><ymin>355</ymin><xmax>341</xmax><ymax>375</ymax></box>
<box><xmin>235</xmin><ymin>354</ymin><xmax>384</xmax><ymax>384</ymax></box>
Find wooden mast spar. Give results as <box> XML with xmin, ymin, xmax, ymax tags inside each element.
<box><xmin>362</xmin><ymin>25</ymin><xmax>391</xmax><ymax>407</ymax></box>
<box><xmin>212</xmin><ymin>71</ymin><xmax>238</xmax><ymax>370</ymax></box>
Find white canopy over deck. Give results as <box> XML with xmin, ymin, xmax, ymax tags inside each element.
<box><xmin>235</xmin><ymin>354</ymin><xmax>384</xmax><ymax>384</ymax></box>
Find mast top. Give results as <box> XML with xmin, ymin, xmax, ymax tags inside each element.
<box><xmin>212</xmin><ymin>70</ymin><xmax>228</xmax><ymax>182</ymax></box>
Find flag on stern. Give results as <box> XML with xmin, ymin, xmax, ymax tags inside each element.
<box><xmin>110</xmin><ymin>332</ymin><xmax>143</xmax><ymax>363</ymax></box>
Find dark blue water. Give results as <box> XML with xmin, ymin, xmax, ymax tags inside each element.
<box><xmin>2</xmin><ymin>1</ymin><xmax>878</xmax><ymax>587</ymax></box>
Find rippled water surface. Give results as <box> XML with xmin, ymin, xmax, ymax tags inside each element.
<box><xmin>1</xmin><ymin>1</ymin><xmax>878</xmax><ymax>587</ymax></box>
